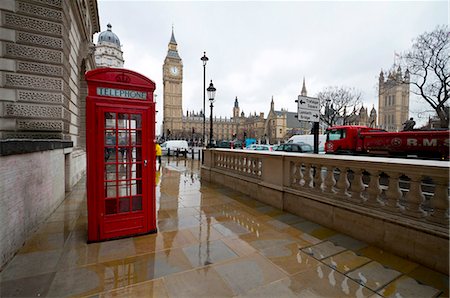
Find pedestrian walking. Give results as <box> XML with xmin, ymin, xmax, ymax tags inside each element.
<box><xmin>155</xmin><ymin>142</ymin><xmax>162</xmax><ymax>168</ymax></box>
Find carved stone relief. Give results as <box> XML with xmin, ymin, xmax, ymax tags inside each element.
<box><xmin>5</xmin><ymin>103</ymin><xmax>62</xmax><ymax>118</ymax></box>
<box><xmin>18</xmin><ymin>120</ymin><xmax>63</xmax><ymax>131</ymax></box>
<box><xmin>5</xmin><ymin>73</ymin><xmax>62</xmax><ymax>91</ymax></box>
<box><xmin>4</xmin><ymin>13</ymin><xmax>62</xmax><ymax>36</ymax></box>
<box><xmin>18</xmin><ymin>90</ymin><xmax>63</xmax><ymax>104</ymax></box>
<box><xmin>17</xmin><ymin>31</ymin><xmax>63</xmax><ymax>49</ymax></box>
<box><xmin>17</xmin><ymin>61</ymin><xmax>63</xmax><ymax>77</ymax></box>
<box><xmin>17</xmin><ymin>2</ymin><xmax>62</xmax><ymax>22</ymax></box>
<box><xmin>6</xmin><ymin>43</ymin><xmax>62</xmax><ymax>64</ymax></box>
<box><xmin>28</xmin><ymin>0</ymin><xmax>62</xmax><ymax>8</ymax></box>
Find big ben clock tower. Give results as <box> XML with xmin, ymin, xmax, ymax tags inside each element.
<box><xmin>163</xmin><ymin>28</ymin><xmax>183</xmax><ymax>139</ymax></box>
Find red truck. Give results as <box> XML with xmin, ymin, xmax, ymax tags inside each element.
<box><xmin>325</xmin><ymin>125</ymin><xmax>449</xmax><ymax>160</ymax></box>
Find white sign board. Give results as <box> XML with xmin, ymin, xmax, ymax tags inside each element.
<box><xmin>297</xmin><ymin>95</ymin><xmax>320</xmax><ymax>122</ymax></box>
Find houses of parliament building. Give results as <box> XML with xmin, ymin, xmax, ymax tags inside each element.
<box><xmin>162</xmin><ymin>29</ymin><xmax>408</xmax><ymax>145</ymax></box>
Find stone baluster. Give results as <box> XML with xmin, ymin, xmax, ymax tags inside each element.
<box><xmin>427</xmin><ymin>176</ymin><xmax>449</xmax><ymax>225</ymax></box>
<box><xmin>383</xmin><ymin>172</ymin><xmax>402</xmax><ymax>212</ymax></box>
<box><xmin>403</xmin><ymin>174</ymin><xmax>426</xmax><ymax>218</ymax></box>
<box><xmin>335</xmin><ymin>167</ymin><xmax>350</xmax><ymax>197</ymax></box>
<box><xmin>291</xmin><ymin>162</ymin><xmax>301</xmax><ymax>188</ymax></box>
<box><xmin>323</xmin><ymin>165</ymin><xmax>336</xmax><ymax>193</ymax></box>
<box><xmin>313</xmin><ymin>164</ymin><xmax>323</xmax><ymax>191</ymax></box>
<box><xmin>303</xmin><ymin>163</ymin><xmax>313</xmax><ymax>189</ymax></box>
<box><xmin>366</xmin><ymin>170</ymin><xmax>382</xmax><ymax>207</ymax></box>
<box><xmin>349</xmin><ymin>168</ymin><xmax>365</xmax><ymax>203</ymax></box>
<box><xmin>251</xmin><ymin>158</ymin><xmax>256</xmax><ymax>175</ymax></box>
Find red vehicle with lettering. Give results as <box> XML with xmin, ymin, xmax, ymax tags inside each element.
<box><xmin>325</xmin><ymin>125</ymin><xmax>449</xmax><ymax>160</ymax></box>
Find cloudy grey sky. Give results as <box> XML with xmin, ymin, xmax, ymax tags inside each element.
<box><xmin>96</xmin><ymin>1</ymin><xmax>448</xmax><ymax>132</ymax></box>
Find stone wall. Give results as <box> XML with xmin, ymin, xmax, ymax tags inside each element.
<box><xmin>0</xmin><ymin>149</ymin><xmax>66</xmax><ymax>270</ymax></box>
<box><xmin>201</xmin><ymin>149</ymin><xmax>449</xmax><ymax>274</ymax></box>
<box><xmin>0</xmin><ymin>0</ymin><xmax>99</xmax><ymax>270</ymax></box>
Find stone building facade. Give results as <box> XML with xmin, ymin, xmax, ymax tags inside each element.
<box><xmin>378</xmin><ymin>66</ymin><xmax>410</xmax><ymax>131</ymax></box>
<box><xmin>94</xmin><ymin>23</ymin><xmax>124</xmax><ymax>68</ymax></box>
<box><xmin>0</xmin><ymin>0</ymin><xmax>99</xmax><ymax>270</ymax></box>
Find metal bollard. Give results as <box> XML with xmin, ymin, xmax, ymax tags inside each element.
<box><xmin>168</xmin><ymin>148</ymin><xmax>170</xmax><ymax>156</ymax></box>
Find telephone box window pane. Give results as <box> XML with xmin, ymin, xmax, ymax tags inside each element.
<box><xmin>104</xmin><ymin>148</ymin><xmax>116</xmax><ymax>163</ymax></box>
<box><xmin>130</xmin><ymin>114</ymin><xmax>142</xmax><ymax>128</ymax></box>
<box><xmin>130</xmin><ymin>164</ymin><xmax>137</xmax><ymax>179</ymax></box>
<box><xmin>118</xmin><ymin>147</ymin><xmax>128</xmax><ymax>161</ymax></box>
<box><xmin>118</xmin><ymin>114</ymin><xmax>129</xmax><ymax>129</ymax></box>
<box><xmin>105</xmin><ymin>164</ymin><xmax>116</xmax><ymax>180</ymax></box>
<box><xmin>131</xmin><ymin>180</ymin><xmax>142</xmax><ymax>195</ymax></box>
<box><xmin>118</xmin><ymin>131</ymin><xmax>129</xmax><ymax>145</ymax></box>
<box><xmin>132</xmin><ymin>196</ymin><xmax>142</xmax><ymax>211</ymax></box>
<box><xmin>132</xmin><ymin>147</ymin><xmax>142</xmax><ymax>162</ymax></box>
<box><xmin>117</xmin><ymin>164</ymin><xmax>126</xmax><ymax>179</ymax></box>
<box><xmin>119</xmin><ymin>198</ymin><xmax>130</xmax><ymax>213</ymax></box>
<box><xmin>105</xmin><ymin>131</ymin><xmax>116</xmax><ymax>146</ymax></box>
<box><xmin>131</xmin><ymin>131</ymin><xmax>142</xmax><ymax>145</ymax></box>
<box><xmin>105</xmin><ymin>113</ymin><xmax>116</xmax><ymax>128</ymax></box>
<box><xmin>105</xmin><ymin>181</ymin><xmax>117</xmax><ymax>198</ymax></box>
<box><xmin>105</xmin><ymin>200</ymin><xmax>117</xmax><ymax>215</ymax></box>
<box><xmin>118</xmin><ymin>180</ymin><xmax>130</xmax><ymax>196</ymax></box>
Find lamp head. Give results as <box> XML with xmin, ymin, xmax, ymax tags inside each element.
<box><xmin>201</xmin><ymin>51</ymin><xmax>209</xmax><ymax>66</ymax></box>
<box><xmin>207</xmin><ymin>80</ymin><xmax>216</xmax><ymax>102</ymax></box>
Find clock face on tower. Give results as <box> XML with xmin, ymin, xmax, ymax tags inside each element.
<box><xmin>170</xmin><ymin>66</ymin><xmax>179</xmax><ymax>75</ymax></box>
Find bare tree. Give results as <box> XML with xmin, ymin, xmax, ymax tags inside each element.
<box><xmin>401</xmin><ymin>26</ymin><xmax>449</xmax><ymax>128</ymax></box>
<box><xmin>317</xmin><ymin>86</ymin><xmax>363</xmax><ymax>127</ymax></box>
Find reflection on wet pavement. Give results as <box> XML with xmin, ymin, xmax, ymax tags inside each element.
<box><xmin>0</xmin><ymin>158</ymin><xmax>448</xmax><ymax>297</ymax></box>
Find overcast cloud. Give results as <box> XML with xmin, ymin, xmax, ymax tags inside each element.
<box><xmin>96</xmin><ymin>1</ymin><xmax>448</xmax><ymax>132</ymax></box>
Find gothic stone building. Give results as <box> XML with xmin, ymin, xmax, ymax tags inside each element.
<box><xmin>0</xmin><ymin>0</ymin><xmax>99</xmax><ymax>270</ymax></box>
<box><xmin>378</xmin><ymin>66</ymin><xmax>410</xmax><ymax>131</ymax></box>
<box><xmin>162</xmin><ymin>30</ymin><xmax>316</xmax><ymax>144</ymax></box>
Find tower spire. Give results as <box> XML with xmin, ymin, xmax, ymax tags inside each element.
<box><xmin>301</xmin><ymin>77</ymin><xmax>307</xmax><ymax>96</ymax></box>
<box><xmin>170</xmin><ymin>25</ymin><xmax>177</xmax><ymax>45</ymax></box>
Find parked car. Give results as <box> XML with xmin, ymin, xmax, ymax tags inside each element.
<box><xmin>217</xmin><ymin>140</ymin><xmax>232</xmax><ymax>148</ymax></box>
<box><xmin>231</xmin><ymin>140</ymin><xmax>243</xmax><ymax>149</ymax></box>
<box><xmin>160</xmin><ymin>140</ymin><xmax>189</xmax><ymax>156</ymax></box>
<box><xmin>247</xmin><ymin>144</ymin><xmax>276</xmax><ymax>151</ymax></box>
<box><xmin>275</xmin><ymin>142</ymin><xmax>313</xmax><ymax>153</ymax></box>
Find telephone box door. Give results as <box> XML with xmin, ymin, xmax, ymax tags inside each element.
<box><xmin>100</xmin><ymin>107</ymin><xmax>151</xmax><ymax>239</ymax></box>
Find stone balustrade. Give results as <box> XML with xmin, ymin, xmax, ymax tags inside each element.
<box><xmin>202</xmin><ymin>149</ymin><xmax>450</xmax><ymax>274</ymax></box>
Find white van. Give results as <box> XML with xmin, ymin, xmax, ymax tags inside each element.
<box><xmin>160</xmin><ymin>140</ymin><xmax>189</xmax><ymax>156</ymax></box>
<box><xmin>287</xmin><ymin>134</ymin><xmax>326</xmax><ymax>153</ymax></box>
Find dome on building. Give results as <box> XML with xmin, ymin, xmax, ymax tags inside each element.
<box><xmin>97</xmin><ymin>23</ymin><xmax>120</xmax><ymax>46</ymax></box>
<box><xmin>94</xmin><ymin>23</ymin><xmax>124</xmax><ymax>68</ymax></box>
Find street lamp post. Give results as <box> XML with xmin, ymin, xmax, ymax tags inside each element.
<box><xmin>201</xmin><ymin>52</ymin><xmax>209</xmax><ymax>147</ymax></box>
<box><xmin>207</xmin><ymin>80</ymin><xmax>216</xmax><ymax>148</ymax></box>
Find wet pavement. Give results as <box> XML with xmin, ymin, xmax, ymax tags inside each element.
<box><xmin>0</xmin><ymin>157</ymin><xmax>448</xmax><ymax>297</ymax></box>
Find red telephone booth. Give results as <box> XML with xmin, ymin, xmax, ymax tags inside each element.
<box><xmin>85</xmin><ymin>68</ymin><xmax>156</xmax><ymax>242</ymax></box>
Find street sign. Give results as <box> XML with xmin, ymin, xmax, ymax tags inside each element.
<box><xmin>297</xmin><ymin>95</ymin><xmax>320</xmax><ymax>122</ymax></box>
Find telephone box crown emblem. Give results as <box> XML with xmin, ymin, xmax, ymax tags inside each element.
<box><xmin>115</xmin><ymin>73</ymin><xmax>130</xmax><ymax>83</ymax></box>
